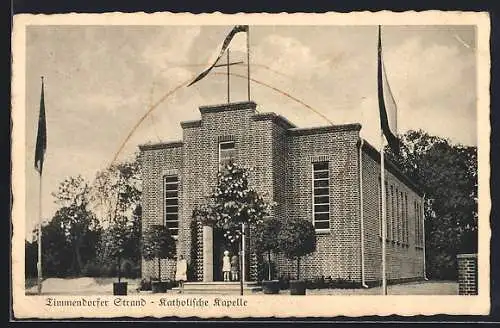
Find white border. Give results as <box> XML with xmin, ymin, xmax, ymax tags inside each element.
<box><xmin>11</xmin><ymin>11</ymin><xmax>491</xmax><ymax>318</ymax></box>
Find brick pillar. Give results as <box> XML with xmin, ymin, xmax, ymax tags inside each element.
<box><xmin>457</xmin><ymin>253</ymin><xmax>478</xmax><ymax>295</ymax></box>
<box><xmin>202</xmin><ymin>225</ymin><xmax>214</xmax><ymax>282</ymax></box>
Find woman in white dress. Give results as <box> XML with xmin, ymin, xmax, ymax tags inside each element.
<box><xmin>222</xmin><ymin>250</ymin><xmax>231</xmax><ymax>282</ymax></box>
<box><xmin>175</xmin><ymin>255</ymin><xmax>187</xmax><ymax>293</ymax></box>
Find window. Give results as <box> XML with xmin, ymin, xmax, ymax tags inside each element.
<box><xmin>219</xmin><ymin>141</ymin><xmax>235</xmax><ymax>167</ymax></box>
<box><xmin>378</xmin><ymin>176</ymin><xmax>382</xmax><ymax>237</ymax></box>
<box><xmin>164</xmin><ymin>175</ymin><xmax>179</xmax><ymax>237</ymax></box>
<box><xmin>391</xmin><ymin>185</ymin><xmax>395</xmax><ymax>241</ymax></box>
<box><xmin>313</xmin><ymin>162</ymin><xmax>330</xmax><ymax>231</ymax></box>
<box><xmin>415</xmin><ymin>200</ymin><xmax>422</xmax><ymax>248</ymax></box>
<box><xmin>385</xmin><ymin>181</ymin><xmax>390</xmax><ymax>241</ymax></box>
<box><xmin>396</xmin><ymin>188</ymin><xmax>401</xmax><ymax>243</ymax></box>
<box><xmin>404</xmin><ymin>193</ymin><xmax>408</xmax><ymax>245</ymax></box>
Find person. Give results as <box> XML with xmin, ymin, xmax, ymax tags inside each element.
<box><xmin>230</xmin><ymin>254</ymin><xmax>239</xmax><ymax>281</ymax></box>
<box><xmin>222</xmin><ymin>250</ymin><xmax>231</xmax><ymax>282</ymax></box>
<box><xmin>175</xmin><ymin>255</ymin><xmax>187</xmax><ymax>293</ymax></box>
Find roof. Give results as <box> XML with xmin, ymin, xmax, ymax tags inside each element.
<box><xmin>288</xmin><ymin>123</ymin><xmax>362</xmax><ymax>136</ymax></box>
<box><xmin>199</xmin><ymin>101</ymin><xmax>257</xmax><ymax>114</ymax></box>
<box><xmin>138</xmin><ymin>141</ymin><xmax>183</xmax><ymax>151</ymax></box>
<box><xmin>252</xmin><ymin>112</ymin><xmax>296</xmax><ymax>129</ymax></box>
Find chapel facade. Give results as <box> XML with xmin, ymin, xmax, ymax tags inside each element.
<box><xmin>139</xmin><ymin>101</ymin><xmax>426</xmax><ymax>285</ymax></box>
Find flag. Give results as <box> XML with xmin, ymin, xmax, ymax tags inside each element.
<box><xmin>188</xmin><ymin>25</ymin><xmax>249</xmax><ymax>87</ymax></box>
<box><xmin>35</xmin><ymin>78</ymin><xmax>47</xmax><ymax>174</ymax></box>
<box><xmin>377</xmin><ymin>26</ymin><xmax>400</xmax><ymax>154</ymax></box>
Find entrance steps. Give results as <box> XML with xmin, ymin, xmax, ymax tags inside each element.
<box><xmin>172</xmin><ymin>281</ymin><xmax>262</xmax><ymax>295</ymax></box>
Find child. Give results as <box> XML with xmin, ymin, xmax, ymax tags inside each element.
<box><xmin>222</xmin><ymin>250</ymin><xmax>231</xmax><ymax>282</ymax></box>
<box><xmin>230</xmin><ymin>254</ymin><xmax>239</xmax><ymax>281</ymax></box>
<box><xmin>175</xmin><ymin>255</ymin><xmax>187</xmax><ymax>293</ymax></box>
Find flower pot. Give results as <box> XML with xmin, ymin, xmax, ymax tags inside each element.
<box><xmin>151</xmin><ymin>281</ymin><xmax>169</xmax><ymax>293</ymax></box>
<box><xmin>113</xmin><ymin>282</ymin><xmax>128</xmax><ymax>295</ymax></box>
<box><xmin>262</xmin><ymin>280</ymin><xmax>280</xmax><ymax>294</ymax></box>
<box><xmin>289</xmin><ymin>279</ymin><xmax>306</xmax><ymax>295</ymax></box>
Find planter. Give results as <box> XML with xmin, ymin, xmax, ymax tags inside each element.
<box><xmin>289</xmin><ymin>279</ymin><xmax>306</xmax><ymax>295</ymax></box>
<box><xmin>151</xmin><ymin>281</ymin><xmax>169</xmax><ymax>293</ymax></box>
<box><xmin>262</xmin><ymin>280</ymin><xmax>280</xmax><ymax>294</ymax></box>
<box><xmin>113</xmin><ymin>282</ymin><xmax>128</xmax><ymax>296</ymax></box>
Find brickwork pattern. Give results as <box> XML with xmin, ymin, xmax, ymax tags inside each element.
<box><xmin>457</xmin><ymin>253</ymin><xmax>478</xmax><ymax>295</ymax></box>
<box><xmin>140</xmin><ymin>101</ymin><xmax>426</xmax><ymax>284</ymax></box>
<box><xmin>140</xmin><ymin>145</ymin><xmax>183</xmax><ymax>279</ymax></box>
<box><xmin>276</xmin><ymin>128</ymin><xmax>361</xmax><ymax>280</ymax></box>
<box><xmin>361</xmin><ymin>152</ymin><xmax>425</xmax><ymax>283</ymax></box>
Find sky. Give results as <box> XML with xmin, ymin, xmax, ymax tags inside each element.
<box><xmin>23</xmin><ymin>24</ymin><xmax>477</xmax><ymax>239</ymax></box>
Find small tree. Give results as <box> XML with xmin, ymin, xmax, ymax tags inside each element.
<box><xmin>142</xmin><ymin>225</ymin><xmax>176</xmax><ymax>282</ymax></box>
<box><xmin>99</xmin><ymin>216</ymin><xmax>131</xmax><ymax>282</ymax></box>
<box><xmin>254</xmin><ymin>217</ymin><xmax>282</xmax><ymax>280</ymax></box>
<box><xmin>278</xmin><ymin>217</ymin><xmax>316</xmax><ymax>280</ymax></box>
<box><xmin>207</xmin><ymin>161</ymin><xmax>275</xmax><ymax>243</ymax></box>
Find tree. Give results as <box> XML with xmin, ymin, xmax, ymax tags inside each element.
<box><xmin>98</xmin><ymin>216</ymin><xmax>132</xmax><ymax>282</ymax></box>
<box><xmin>142</xmin><ymin>225</ymin><xmax>176</xmax><ymax>282</ymax></box>
<box><xmin>278</xmin><ymin>217</ymin><xmax>316</xmax><ymax>280</ymax></box>
<box><xmin>51</xmin><ymin>175</ymin><xmax>101</xmax><ymax>275</ymax></box>
<box><xmin>203</xmin><ymin>161</ymin><xmax>275</xmax><ymax>244</ymax></box>
<box><xmin>91</xmin><ymin>155</ymin><xmax>142</xmax><ymax>273</ymax></box>
<box><xmin>385</xmin><ymin>130</ymin><xmax>478</xmax><ymax>279</ymax></box>
<box><xmin>254</xmin><ymin>217</ymin><xmax>282</xmax><ymax>280</ymax></box>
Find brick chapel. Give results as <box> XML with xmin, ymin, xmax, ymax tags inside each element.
<box><xmin>139</xmin><ymin>100</ymin><xmax>426</xmax><ymax>286</ymax></box>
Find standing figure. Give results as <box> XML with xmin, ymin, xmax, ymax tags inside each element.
<box><xmin>230</xmin><ymin>254</ymin><xmax>239</xmax><ymax>281</ymax></box>
<box><xmin>175</xmin><ymin>255</ymin><xmax>187</xmax><ymax>293</ymax></box>
<box><xmin>222</xmin><ymin>250</ymin><xmax>231</xmax><ymax>282</ymax></box>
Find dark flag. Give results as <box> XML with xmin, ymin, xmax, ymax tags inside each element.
<box><xmin>188</xmin><ymin>25</ymin><xmax>249</xmax><ymax>87</ymax></box>
<box><xmin>35</xmin><ymin>78</ymin><xmax>47</xmax><ymax>174</ymax></box>
<box><xmin>377</xmin><ymin>26</ymin><xmax>400</xmax><ymax>154</ymax></box>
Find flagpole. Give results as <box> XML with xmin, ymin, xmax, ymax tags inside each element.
<box><xmin>246</xmin><ymin>26</ymin><xmax>250</xmax><ymax>101</ymax></box>
<box><xmin>241</xmin><ymin>222</ymin><xmax>246</xmax><ymax>296</ymax></box>
<box><xmin>227</xmin><ymin>48</ymin><xmax>230</xmax><ymax>103</ymax></box>
<box><xmin>37</xmin><ymin>76</ymin><xmax>44</xmax><ymax>295</ymax></box>
<box><xmin>380</xmin><ymin>134</ymin><xmax>387</xmax><ymax>295</ymax></box>
<box><xmin>37</xmin><ymin>167</ymin><xmax>43</xmax><ymax>294</ymax></box>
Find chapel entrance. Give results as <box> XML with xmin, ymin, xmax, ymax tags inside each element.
<box><xmin>213</xmin><ymin>228</ymin><xmax>241</xmax><ymax>282</ymax></box>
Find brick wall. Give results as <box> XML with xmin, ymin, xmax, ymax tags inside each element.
<box><xmin>139</xmin><ymin>143</ymin><xmax>183</xmax><ymax>280</ymax></box>
<box><xmin>361</xmin><ymin>145</ymin><xmax>425</xmax><ymax>284</ymax></box>
<box><xmin>457</xmin><ymin>253</ymin><xmax>478</xmax><ymax>295</ymax></box>
<box><xmin>276</xmin><ymin>125</ymin><xmax>362</xmax><ymax>281</ymax></box>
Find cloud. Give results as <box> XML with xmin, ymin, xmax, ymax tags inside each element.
<box><xmin>140</xmin><ymin>27</ymin><xmax>202</xmax><ymax>70</ymax></box>
<box><xmin>253</xmin><ymin>34</ymin><xmax>331</xmax><ymax>81</ymax></box>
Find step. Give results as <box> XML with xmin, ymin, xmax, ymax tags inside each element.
<box><xmin>171</xmin><ymin>281</ymin><xmax>262</xmax><ymax>294</ymax></box>
<box><xmin>171</xmin><ymin>287</ymin><xmax>262</xmax><ymax>295</ymax></box>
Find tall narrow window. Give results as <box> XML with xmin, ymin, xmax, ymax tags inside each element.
<box><xmin>396</xmin><ymin>188</ymin><xmax>401</xmax><ymax>243</ymax></box>
<box><xmin>399</xmin><ymin>191</ymin><xmax>403</xmax><ymax>244</ymax></box>
<box><xmin>164</xmin><ymin>175</ymin><xmax>179</xmax><ymax>237</ymax></box>
<box><xmin>391</xmin><ymin>185</ymin><xmax>395</xmax><ymax>241</ymax></box>
<box><xmin>385</xmin><ymin>181</ymin><xmax>390</xmax><ymax>241</ymax></box>
<box><xmin>378</xmin><ymin>176</ymin><xmax>382</xmax><ymax>237</ymax></box>
<box><xmin>313</xmin><ymin>162</ymin><xmax>330</xmax><ymax>231</ymax></box>
<box><xmin>219</xmin><ymin>141</ymin><xmax>235</xmax><ymax>167</ymax></box>
<box><xmin>414</xmin><ymin>200</ymin><xmax>418</xmax><ymax>246</ymax></box>
<box><xmin>404</xmin><ymin>193</ymin><xmax>408</xmax><ymax>244</ymax></box>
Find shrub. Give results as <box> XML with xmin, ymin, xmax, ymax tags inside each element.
<box><xmin>277</xmin><ymin>218</ymin><xmax>317</xmax><ymax>280</ymax></box>
<box><xmin>139</xmin><ymin>278</ymin><xmax>152</xmax><ymax>291</ymax></box>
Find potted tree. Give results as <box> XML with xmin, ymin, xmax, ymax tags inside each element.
<box><xmin>278</xmin><ymin>217</ymin><xmax>316</xmax><ymax>295</ymax></box>
<box><xmin>142</xmin><ymin>224</ymin><xmax>176</xmax><ymax>293</ymax></box>
<box><xmin>254</xmin><ymin>217</ymin><xmax>282</xmax><ymax>294</ymax></box>
<box><xmin>100</xmin><ymin>215</ymin><xmax>131</xmax><ymax>295</ymax></box>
